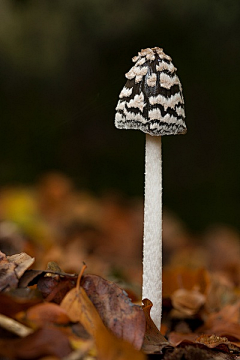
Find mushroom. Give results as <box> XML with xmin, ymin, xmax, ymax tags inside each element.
<box><xmin>115</xmin><ymin>47</ymin><xmax>187</xmax><ymax>330</ymax></box>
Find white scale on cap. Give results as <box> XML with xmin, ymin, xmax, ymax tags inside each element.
<box><xmin>115</xmin><ymin>47</ymin><xmax>187</xmax><ymax>136</ymax></box>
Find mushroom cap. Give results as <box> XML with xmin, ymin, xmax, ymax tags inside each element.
<box><xmin>115</xmin><ymin>47</ymin><xmax>187</xmax><ymax>136</ymax></box>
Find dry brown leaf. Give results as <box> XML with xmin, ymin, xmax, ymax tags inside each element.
<box><xmin>141</xmin><ymin>299</ymin><xmax>171</xmax><ymax>354</ymax></box>
<box><xmin>168</xmin><ymin>331</ymin><xmax>199</xmax><ymax>346</ymax></box>
<box><xmin>171</xmin><ymin>288</ymin><xmax>206</xmax><ymax>316</ymax></box>
<box><xmin>165</xmin><ymin>345</ymin><xmax>233</xmax><ymax>360</ymax></box>
<box><xmin>198</xmin><ymin>301</ymin><xmax>240</xmax><ymax>341</ymax></box>
<box><xmin>0</xmin><ymin>251</ymin><xmax>18</xmax><ymax>290</ymax></box>
<box><xmin>0</xmin><ymin>251</ymin><xmax>35</xmax><ymax>291</ymax></box>
<box><xmin>37</xmin><ymin>274</ymin><xmax>77</xmax><ymax>303</ymax></box>
<box><xmin>81</xmin><ymin>274</ymin><xmax>145</xmax><ymax>350</ymax></box>
<box><xmin>61</xmin><ymin>269</ymin><xmax>146</xmax><ymax>360</ymax></box>
<box><xmin>200</xmin><ymin>321</ymin><xmax>240</xmax><ymax>342</ymax></box>
<box><xmin>205</xmin><ymin>273</ymin><xmax>237</xmax><ymax>312</ymax></box>
<box><xmin>19</xmin><ymin>268</ymin><xmax>77</xmax><ymax>288</ymax></box>
<box><xmin>8</xmin><ymin>252</ymin><xmax>35</xmax><ymax>278</ymax></box>
<box><xmin>0</xmin><ymin>326</ymin><xmax>72</xmax><ymax>359</ymax></box>
<box><xmin>0</xmin><ymin>288</ymin><xmax>42</xmax><ymax>317</ymax></box>
<box><xmin>218</xmin><ymin>301</ymin><xmax>240</xmax><ymax>324</ymax></box>
<box><xmin>16</xmin><ymin>302</ymin><xmax>70</xmax><ymax>328</ymax></box>
<box><xmin>173</xmin><ymin>335</ymin><xmax>240</xmax><ymax>356</ymax></box>
<box><xmin>162</xmin><ymin>267</ymin><xmax>209</xmax><ymax>298</ymax></box>
<box><xmin>196</xmin><ymin>334</ymin><xmax>230</xmax><ymax>348</ymax></box>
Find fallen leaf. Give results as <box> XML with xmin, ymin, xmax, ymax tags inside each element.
<box><xmin>198</xmin><ymin>301</ymin><xmax>240</xmax><ymax>341</ymax></box>
<box><xmin>8</xmin><ymin>252</ymin><xmax>35</xmax><ymax>278</ymax></box>
<box><xmin>164</xmin><ymin>345</ymin><xmax>233</xmax><ymax>360</ymax></box>
<box><xmin>169</xmin><ymin>333</ymin><xmax>240</xmax><ymax>357</ymax></box>
<box><xmin>81</xmin><ymin>274</ymin><xmax>145</xmax><ymax>350</ymax></box>
<box><xmin>177</xmin><ymin>337</ymin><xmax>240</xmax><ymax>356</ymax></box>
<box><xmin>61</xmin><ymin>269</ymin><xmax>146</xmax><ymax>360</ymax></box>
<box><xmin>196</xmin><ymin>334</ymin><xmax>230</xmax><ymax>348</ymax></box>
<box><xmin>168</xmin><ymin>331</ymin><xmax>199</xmax><ymax>346</ymax></box>
<box><xmin>0</xmin><ymin>251</ymin><xmax>18</xmax><ymax>290</ymax></box>
<box><xmin>0</xmin><ymin>288</ymin><xmax>42</xmax><ymax>317</ymax></box>
<box><xmin>201</xmin><ymin>321</ymin><xmax>240</xmax><ymax>342</ymax></box>
<box><xmin>16</xmin><ymin>302</ymin><xmax>70</xmax><ymax>328</ymax></box>
<box><xmin>0</xmin><ymin>326</ymin><xmax>72</xmax><ymax>359</ymax></box>
<box><xmin>38</xmin><ymin>274</ymin><xmax>77</xmax><ymax>303</ymax></box>
<box><xmin>18</xmin><ymin>269</ymin><xmax>46</xmax><ymax>287</ymax></box>
<box><xmin>141</xmin><ymin>299</ymin><xmax>171</xmax><ymax>354</ymax></box>
<box><xmin>205</xmin><ymin>272</ymin><xmax>237</xmax><ymax>312</ymax></box>
<box><xmin>162</xmin><ymin>267</ymin><xmax>209</xmax><ymax>298</ymax></box>
<box><xmin>0</xmin><ymin>251</ymin><xmax>35</xmax><ymax>291</ymax></box>
<box><xmin>171</xmin><ymin>288</ymin><xmax>206</xmax><ymax>316</ymax></box>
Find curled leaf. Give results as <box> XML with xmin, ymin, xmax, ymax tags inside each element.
<box><xmin>0</xmin><ymin>251</ymin><xmax>34</xmax><ymax>291</ymax></box>
<box><xmin>171</xmin><ymin>288</ymin><xmax>206</xmax><ymax>316</ymax></box>
<box><xmin>81</xmin><ymin>274</ymin><xmax>146</xmax><ymax>350</ymax></box>
<box><xmin>61</xmin><ymin>271</ymin><xmax>146</xmax><ymax>360</ymax></box>
<box><xmin>142</xmin><ymin>299</ymin><xmax>171</xmax><ymax>354</ymax></box>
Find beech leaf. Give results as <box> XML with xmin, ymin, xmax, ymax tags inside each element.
<box><xmin>81</xmin><ymin>274</ymin><xmax>146</xmax><ymax>350</ymax></box>
<box><xmin>142</xmin><ymin>298</ymin><xmax>171</xmax><ymax>354</ymax></box>
<box><xmin>61</xmin><ymin>269</ymin><xmax>146</xmax><ymax>360</ymax></box>
<box><xmin>0</xmin><ymin>326</ymin><xmax>72</xmax><ymax>359</ymax></box>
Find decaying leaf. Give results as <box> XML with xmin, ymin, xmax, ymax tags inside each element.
<box><xmin>61</xmin><ymin>269</ymin><xmax>146</xmax><ymax>360</ymax></box>
<box><xmin>0</xmin><ymin>326</ymin><xmax>72</xmax><ymax>359</ymax></box>
<box><xmin>81</xmin><ymin>274</ymin><xmax>146</xmax><ymax>350</ymax></box>
<box><xmin>0</xmin><ymin>251</ymin><xmax>35</xmax><ymax>291</ymax></box>
<box><xmin>164</xmin><ymin>345</ymin><xmax>233</xmax><ymax>360</ymax></box>
<box><xmin>0</xmin><ymin>287</ymin><xmax>42</xmax><ymax>317</ymax></box>
<box><xmin>162</xmin><ymin>267</ymin><xmax>209</xmax><ymax>298</ymax></box>
<box><xmin>198</xmin><ymin>301</ymin><xmax>240</xmax><ymax>342</ymax></box>
<box><xmin>19</xmin><ymin>268</ymin><xmax>78</xmax><ymax>288</ymax></box>
<box><xmin>8</xmin><ymin>252</ymin><xmax>35</xmax><ymax>278</ymax></box>
<box><xmin>141</xmin><ymin>298</ymin><xmax>171</xmax><ymax>354</ymax></box>
<box><xmin>171</xmin><ymin>288</ymin><xmax>206</xmax><ymax>316</ymax></box>
<box><xmin>18</xmin><ymin>269</ymin><xmax>47</xmax><ymax>287</ymax></box>
<box><xmin>16</xmin><ymin>302</ymin><xmax>70</xmax><ymax>328</ymax></box>
<box><xmin>168</xmin><ymin>331</ymin><xmax>199</xmax><ymax>346</ymax></box>
<box><xmin>205</xmin><ymin>272</ymin><xmax>237</xmax><ymax>313</ymax></box>
<box><xmin>196</xmin><ymin>334</ymin><xmax>230</xmax><ymax>349</ymax></box>
<box><xmin>168</xmin><ymin>330</ymin><xmax>240</xmax><ymax>356</ymax></box>
<box><xmin>177</xmin><ymin>339</ymin><xmax>232</xmax><ymax>356</ymax></box>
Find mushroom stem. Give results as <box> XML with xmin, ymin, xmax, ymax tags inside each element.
<box><xmin>142</xmin><ymin>134</ymin><xmax>162</xmax><ymax>330</ymax></box>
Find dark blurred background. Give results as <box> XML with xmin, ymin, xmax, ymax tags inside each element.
<box><xmin>0</xmin><ymin>0</ymin><xmax>239</xmax><ymax>231</ymax></box>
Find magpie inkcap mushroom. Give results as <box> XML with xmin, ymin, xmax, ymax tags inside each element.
<box><xmin>115</xmin><ymin>47</ymin><xmax>187</xmax><ymax>330</ymax></box>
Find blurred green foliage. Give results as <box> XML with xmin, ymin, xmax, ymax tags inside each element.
<box><xmin>0</xmin><ymin>0</ymin><xmax>239</xmax><ymax>230</ymax></box>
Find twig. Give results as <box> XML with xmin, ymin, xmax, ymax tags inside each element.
<box><xmin>0</xmin><ymin>313</ymin><xmax>34</xmax><ymax>337</ymax></box>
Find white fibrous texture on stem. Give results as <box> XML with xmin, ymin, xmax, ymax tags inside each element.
<box><xmin>143</xmin><ymin>134</ymin><xmax>162</xmax><ymax>329</ymax></box>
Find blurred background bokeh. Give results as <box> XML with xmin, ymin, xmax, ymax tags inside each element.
<box><xmin>0</xmin><ymin>0</ymin><xmax>239</xmax><ymax>271</ymax></box>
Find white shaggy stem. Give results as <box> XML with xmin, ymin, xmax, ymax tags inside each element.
<box><xmin>142</xmin><ymin>134</ymin><xmax>162</xmax><ymax>330</ymax></box>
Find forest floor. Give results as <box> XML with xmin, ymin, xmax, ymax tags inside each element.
<box><xmin>0</xmin><ymin>172</ymin><xmax>240</xmax><ymax>360</ymax></box>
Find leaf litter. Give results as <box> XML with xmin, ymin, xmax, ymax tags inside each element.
<box><xmin>1</xmin><ymin>175</ymin><xmax>240</xmax><ymax>359</ymax></box>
